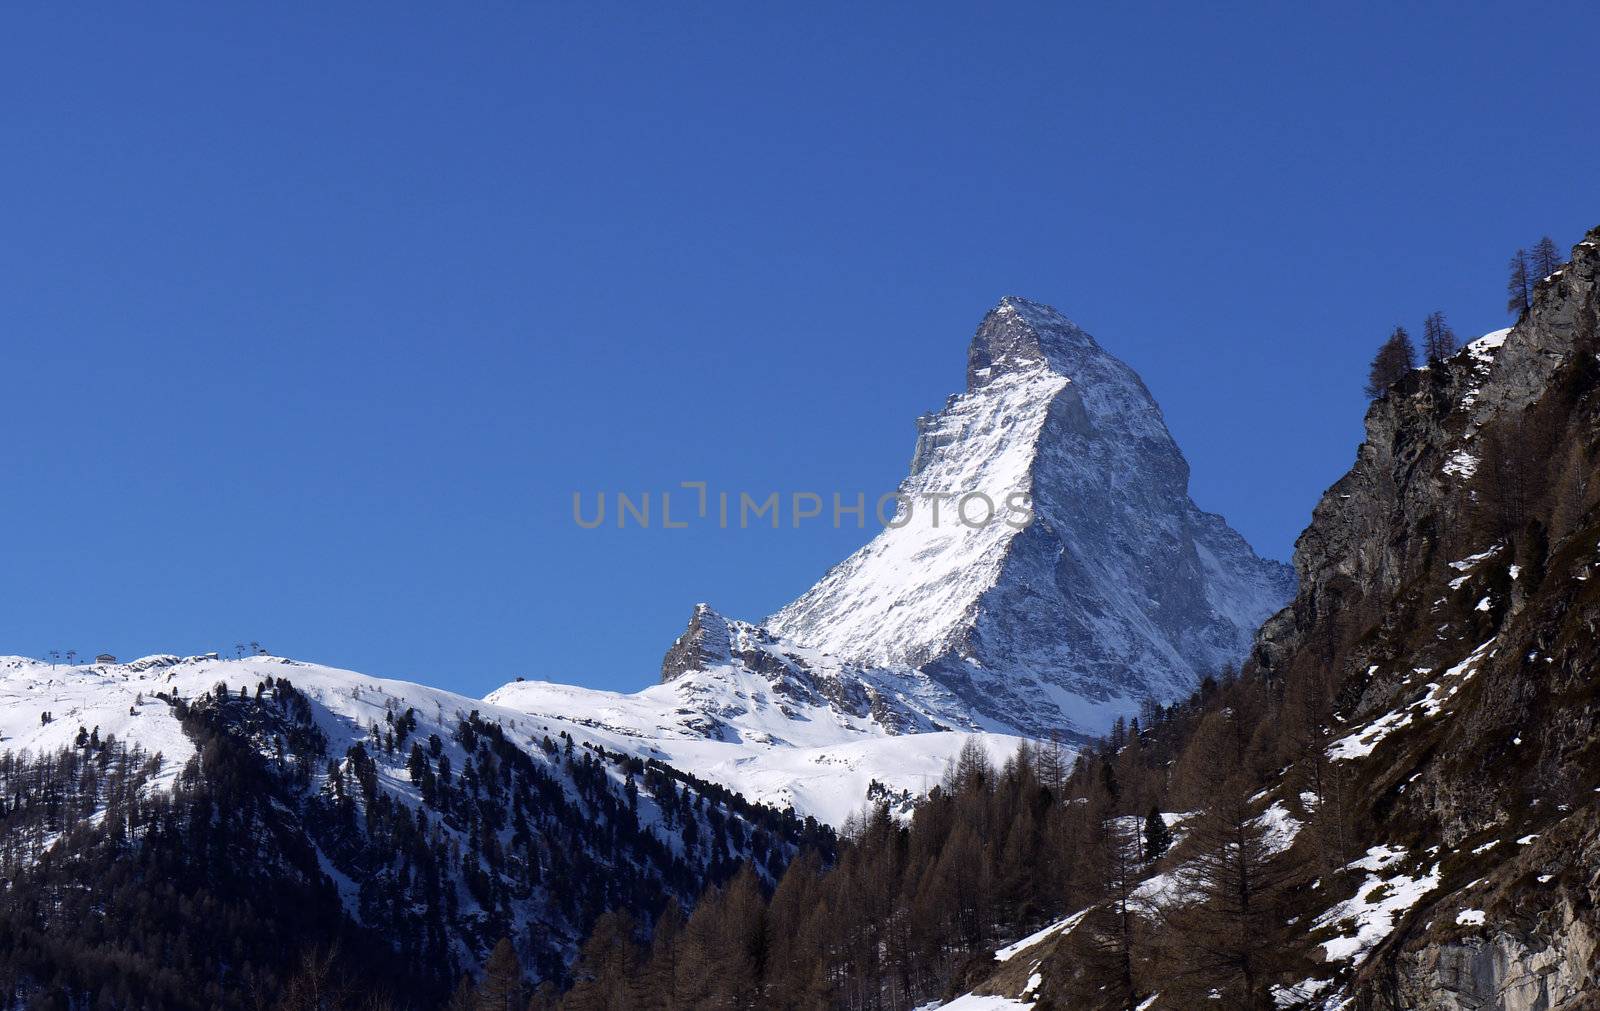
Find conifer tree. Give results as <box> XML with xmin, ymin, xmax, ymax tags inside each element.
<box><xmin>1309</xmin><ymin>762</ymin><xmax>1358</xmax><ymax>885</ymax></box>
<box><xmin>946</xmin><ymin>737</ymin><xmax>993</xmax><ymax>794</ymax></box>
<box><xmin>1422</xmin><ymin>311</ymin><xmax>1458</xmax><ymax>363</ymax></box>
<box><xmin>995</xmin><ymin>801</ymin><xmax>1041</xmax><ymax>925</ymax></box>
<box><xmin>564</xmin><ymin>911</ymin><xmax>639</xmax><ymax>1011</ymax></box>
<box><xmin>634</xmin><ymin>899</ymin><xmax>686</xmax><ymax>1009</ymax></box>
<box><xmin>1100</xmin><ymin>759</ymin><xmax>1121</xmax><ymax>804</ymax></box>
<box><xmin>1087</xmin><ymin>812</ymin><xmax>1143</xmax><ymax>1009</ymax></box>
<box><xmin>1036</xmin><ymin>731</ymin><xmax>1068</xmax><ymax>794</ymax></box>
<box><xmin>1115</xmin><ymin>727</ymin><xmax>1148</xmax><ymax>813</ymax></box>
<box><xmin>929</xmin><ymin>819</ymin><xmax>991</xmax><ymax>950</ymax></box>
<box><xmin>443</xmin><ymin>975</ymin><xmax>478</xmax><ymax>1011</ymax></box>
<box><xmin>1531</xmin><ymin>235</ymin><xmax>1562</xmax><ymax>279</ymax></box>
<box><xmin>476</xmin><ymin>937</ymin><xmax>524</xmax><ymax>1011</ymax></box>
<box><xmin>1507</xmin><ymin>248</ymin><xmax>1534</xmax><ymax>315</ymax></box>
<box><xmin>718</xmin><ymin>864</ymin><xmax>770</xmax><ymax>1004</ymax></box>
<box><xmin>1142</xmin><ymin>805</ymin><xmax>1172</xmax><ymax>863</ymax></box>
<box><xmin>763</xmin><ymin>857</ymin><xmax>830</xmax><ymax>1008</ymax></box>
<box><xmin>1365</xmin><ymin>326</ymin><xmax>1417</xmax><ymax>399</ymax></box>
<box><xmin>1162</xmin><ymin>769</ymin><xmax>1293</xmax><ymax>1009</ymax></box>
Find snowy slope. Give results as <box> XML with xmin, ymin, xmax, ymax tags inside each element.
<box><xmin>487</xmin><ymin>604</ymin><xmax>1032</xmax><ymax>824</ymax></box>
<box><xmin>766</xmin><ymin>359</ymin><xmax>1069</xmax><ymax>670</ymax></box>
<box><xmin>0</xmin><ymin>649</ymin><xmax>803</xmax><ymax>850</ymax></box>
<box><xmin>487</xmin><ymin>635</ymin><xmax>1028</xmax><ymax>828</ymax></box>
<box><xmin>0</xmin><ymin>652</ymin><xmax>553</xmax><ymax>777</ymax></box>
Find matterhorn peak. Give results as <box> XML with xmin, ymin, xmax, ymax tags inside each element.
<box><xmin>767</xmin><ymin>298</ymin><xmax>1294</xmax><ymax>739</ymax></box>
<box><xmin>967</xmin><ymin>295</ymin><xmax>1102</xmax><ymax>390</ymax></box>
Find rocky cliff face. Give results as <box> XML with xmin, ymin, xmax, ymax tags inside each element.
<box><xmin>1389</xmin><ymin>901</ymin><xmax>1598</xmax><ymax>1011</ymax></box>
<box><xmin>768</xmin><ymin>296</ymin><xmax>1294</xmax><ymax>740</ymax></box>
<box><xmin>1248</xmin><ymin>226</ymin><xmax>1600</xmax><ymax>1006</ymax></box>
<box><xmin>1268</xmin><ymin>230</ymin><xmax>1599</xmax><ymax>662</ymax></box>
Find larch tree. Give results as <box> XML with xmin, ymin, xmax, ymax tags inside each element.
<box><xmin>1422</xmin><ymin>311</ymin><xmax>1458</xmax><ymax>363</ymax></box>
<box><xmin>1365</xmin><ymin>326</ymin><xmax>1417</xmax><ymax>399</ymax></box>
<box><xmin>1161</xmin><ymin>772</ymin><xmax>1295</xmax><ymax>1010</ymax></box>
<box><xmin>929</xmin><ymin>819</ymin><xmax>991</xmax><ymax>951</ymax></box>
<box><xmin>946</xmin><ymin>736</ymin><xmax>993</xmax><ymax>795</ymax></box>
<box><xmin>563</xmin><ymin>911</ymin><xmax>641</xmax><ymax>1011</ymax></box>
<box><xmin>1037</xmin><ymin>731</ymin><xmax>1069</xmax><ymax>794</ymax></box>
<box><xmin>1507</xmin><ymin>248</ymin><xmax>1534</xmax><ymax>315</ymax></box>
<box><xmin>1531</xmin><ymin>235</ymin><xmax>1562</xmax><ymax>279</ymax></box>
<box><xmin>632</xmin><ymin>899</ymin><xmax>686</xmax><ymax>1009</ymax></box>
<box><xmin>762</xmin><ymin>855</ymin><xmax>832</xmax><ymax>1009</ymax></box>
<box><xmin>1309</xmin><ymin>760</ymin><xmax>1359</xmax><ymax>885</ymax></box>
<box><xmin>1054</xmin><ymin>806</ymin><xmax>1144</xmax><ymax>1011</ymax></box>
<box><xmin>443</xmin><ymin>974</ymin><xmax>478</xmax><ymax>1011</ymax></box>
<box><xmin>1093</xmin><ymin>811</ymin><xmax>1144</xmax><ymax>1009</ymax></box>
<box><xmin>995</xmin><ymin>800</ymin><xmax>1042</xmax><ymax>927</ymax></box>
<box><xmin>476</xmin><ymin>937</ymin><xmax>525</xmax><ymax>1011</ymax></box>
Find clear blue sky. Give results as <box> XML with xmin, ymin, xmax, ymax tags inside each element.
<box><xmin>4</xmin><ymin>3</ymin><xmax>1595</xmax><ymax>695</ymax></box>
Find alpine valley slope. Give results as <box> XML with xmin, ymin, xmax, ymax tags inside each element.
<box><xmin>490</xmin><ymin>296</ymin><xmax>1293</xmax><ymax>820</ymax></box>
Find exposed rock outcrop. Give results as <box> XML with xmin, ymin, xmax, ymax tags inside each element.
<box><xmin>1389</xmin><ymin>903</ymin><xmax>1598</xmax><ymax>1011</ymax></box>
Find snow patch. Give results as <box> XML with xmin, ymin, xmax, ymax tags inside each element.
<box><xmin>1443</xmin><ymin>451</ymin><xmax>1479</xmax><ymax>479</ymax></box>
<box><xmin>1317</xmin><ymin>847</ymin><xmax>1441</xmax><ymax>965</ymax></box>
<box><xmin>1450</xmin><ymin>546</ymin><xmax>1501</xmax><ymax>572</ymax></box>
<box><xmin>1258</xmin><ymin>800</ymin><xmax>1302</xmax><ymax>856</ymax></box>
<box><xmin>994</xmin><ymin>908</ymin><xmax>1089</xmax><ymax>961</ymax></box>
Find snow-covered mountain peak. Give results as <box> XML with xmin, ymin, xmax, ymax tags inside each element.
<box><xmin>767</xmin><ymin>299</ymin><xmax>1293</xmax><ymax>739</ymax></box>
